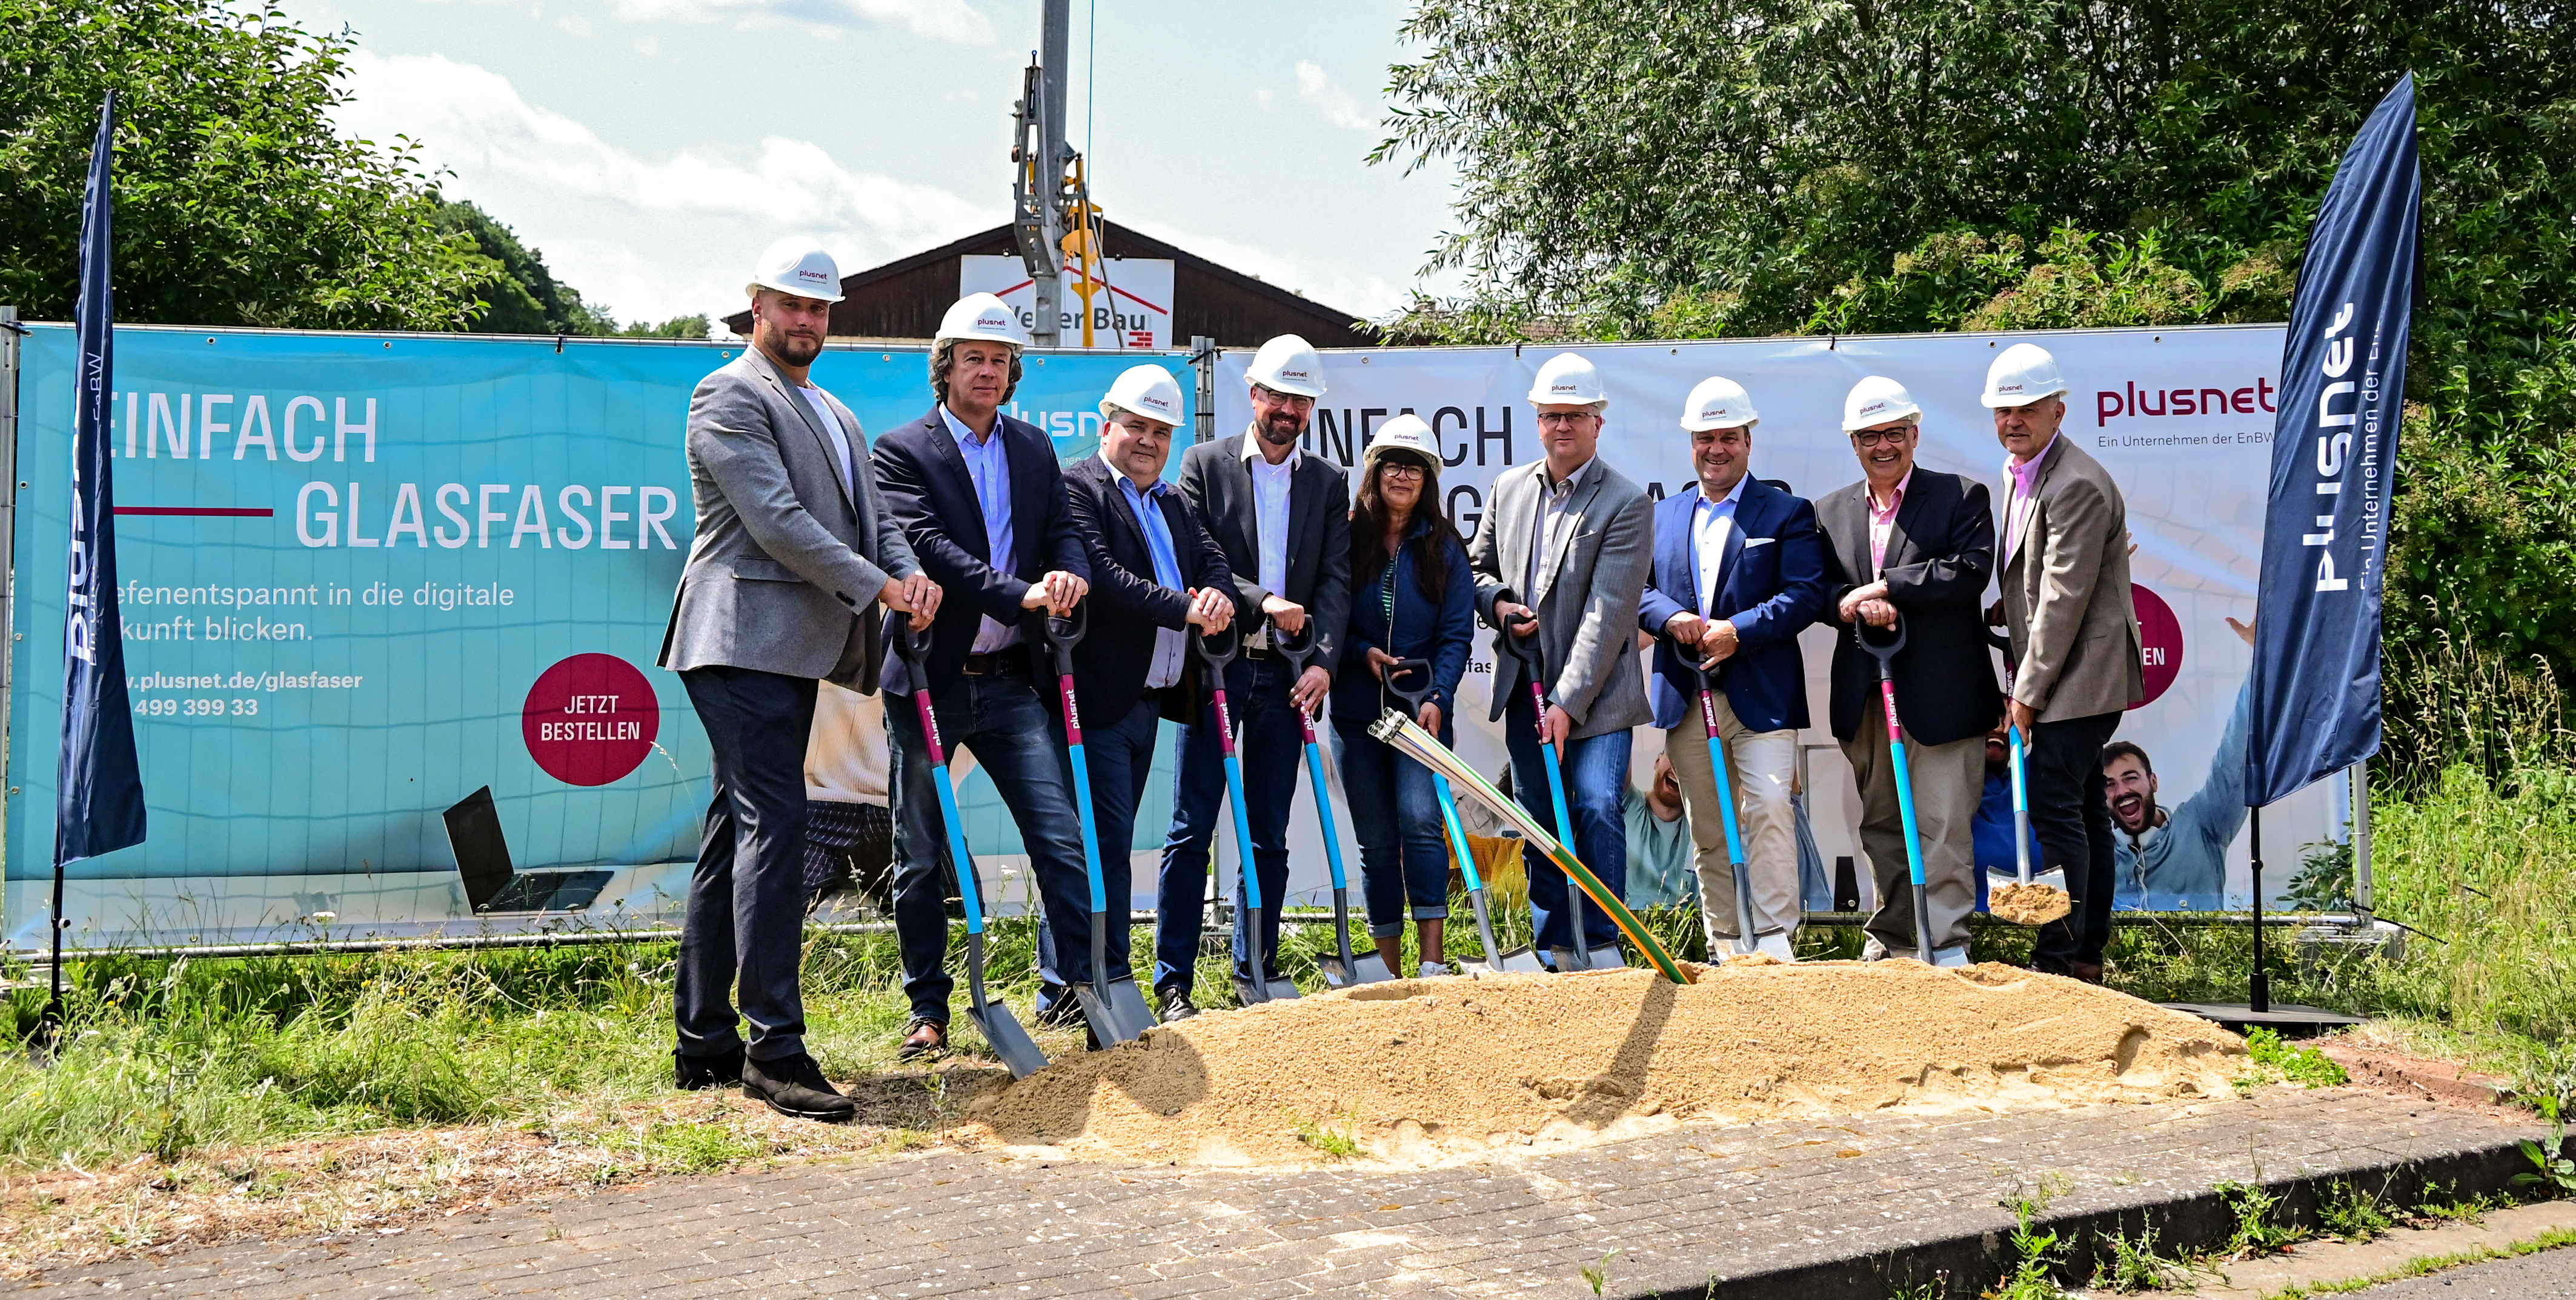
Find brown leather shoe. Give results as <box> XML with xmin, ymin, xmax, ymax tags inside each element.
<box><xmin>897</xmin><ymin>1017</ymin><xmax>948</xmax><ymax>1061</ymax></box>
<box><xmin>2070</xmin><ymin>961</ymin><xmax>2106</xmax><ymax>984</ymax></box>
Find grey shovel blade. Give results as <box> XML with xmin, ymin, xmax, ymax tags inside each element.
<box><xmin>1318</xmin><ymin>950</ymin><xmax>1396</xmax><ymax>988</ymax></box>
<box><xmin>967</xmin><ymin>999</ymin><xmax>1050</xmax><ymax>1079</ymax></box>
<box><xmin>1562</xmin><ymin>944</ymin><xmax>1630</xmax><ymax>970</ymax></box>
<box><xmin>1482</xmin><ymin>944</ymin><xmax>1551</xmax><ymax>974</ymax></box>
<box><xmin>1075</xmin><ymin>978</ymin><xmax>1157</xmax><ymax>1047</ymax></box>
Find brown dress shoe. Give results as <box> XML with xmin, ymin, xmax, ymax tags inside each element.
<box><xmin>2070</xmin><ymin>961</ymin><xmax>2106</xmax><ymax>984</ymax></box>
<box><xmin>897</xmin><ymin>1018</ymin><xmax>948</xmax><ymax>1060</ymax></box>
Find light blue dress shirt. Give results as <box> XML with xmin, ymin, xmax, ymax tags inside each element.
<box><xmin>942</xmin><ymin>405</ymin><xmax>1018</xmax><ymax>654</ymax></box>
<box><xmin>1108</xmin><ymin>452</ymin><xmax>1189</xmax><ymax>690</ymax></box>
<box><xmin>1690</xmin><ymin>475</ymin><xmax>1746</xmax><ymax>615</ymax></box>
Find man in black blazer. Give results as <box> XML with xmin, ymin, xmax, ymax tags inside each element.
<box><xmin>871</xmin><ymin>295</ymin><xmax>1090</xmax><ymax>1058</ymax></box>
<box><xmin>1158</xmin><ymin>335</ymin><xmax>1350</xmax><ymax>1015</ymax></box>
<box><xmin>1814</xmin><ymin>376</ymin><xmax>2001</xmax><ymax>966</ymax></box>
<box><xmin>1051</xmin><ymin>365</ymin><xmax>1236</xmax><ymax>1020</ymax></box>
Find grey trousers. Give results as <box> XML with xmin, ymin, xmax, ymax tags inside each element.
<box><xmin>1839</xmin><ymin>722</ymin><xmax>1983</xmax><ymax>958</ymax></box>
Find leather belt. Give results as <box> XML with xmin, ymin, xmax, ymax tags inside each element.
<box><xmin>960</xmin><ymin>651</ymin><xmax>1026</xmax><ymax>676</ymax></box>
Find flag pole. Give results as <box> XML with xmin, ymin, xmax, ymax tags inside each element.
<box><xmin>2248</xmin><ymin>806</ymin><xmax>2268</xmax><ymax>1014</ymax></box>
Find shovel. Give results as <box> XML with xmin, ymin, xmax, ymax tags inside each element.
<box><xmin>1385</xmin><ymin>658</ymin><xmax>1540</xmax><ymax>975</ymax></box>
<box><xmin>1366</xmin><ymin>708</ymin><xmax>1695</xmax><ymax>985</ymax></box>
<box><xmin>890</xmin><ymin>615</ymin><xmax>1048</xmax><ymax>1078</ymax></box>
<box><xmin>1495</xmin><ymin>622</ymin><xmax>1601</xmax><ymax>972</ymax></box>
<box><xmin>1276</xmin><ymin>624</ymin><xmax>1391</xmax><ymax>988</ymax></box>
<box><xmin>1038</xmin><ymin>605</ymin><xmax>1157</xmax><ymax>1045</ymax></box>
<box><xmin>1194</xmin><ymin>625</ymin><xmax>1300</xmax><ymax>1005</ymax></box>
<box><xmin>1678</xmin><ymin>639</ymin><xmax>1759</xmax><ymax>957</ymax></box>
<box><xmin>1986</xmin><ymin>637</ymin><xmax>2073</xmax><ymax>926</ymax></box>
<box><xmin>1854</xmin><ymin>615</ymin><xmax>1935</xmax><ymax>964</ymax></box>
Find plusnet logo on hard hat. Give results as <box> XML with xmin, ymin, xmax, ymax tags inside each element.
<box><xmin>1280</xmin><ymin>367</ymin><xmax>1310</xmax><ymax>381</ymax></box>
<box><xmin>797</xmin><ymin>267</ymin><xmax>831</xmax><ymax>284</ymax></box>
<box><xmin>1552</xmin><ymin>382</ymin><xmax>1579</xmax><ymax>394</ymax></box>
<box><xmin>1858</xmin><ymin>399</ymin><xmax>1888</xmax><ymax>416</ymax></box>
<box><xmin>1996</xmin><ymin>381</ymin><xmax>2025</xmax><ymax>394</ymax></box>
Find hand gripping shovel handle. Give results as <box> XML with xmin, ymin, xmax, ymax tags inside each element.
<box><xmin>1855</xmin><ymin>616</ymin><xmax>1934</xmax><ymax>964</ymax></box>
<box><xmin>1193</xmin><ymin>625</ymin><xmax>1278</xmax><ymax>1000</ymax></box>
<box><xmin>1275</xmin><ymin>622</ymin><xmax>1381</xmax><ymax>986</ymax></box>
<box><xmin>1679</xmin><ymin>639</ymin><xmax>1759</xmax><ymax>956</ymax></box>
<box><xmin>1496</xmin><ymin>615</ymin><xmax>1589</xmax><ymax>968</ymax></box>
<box><xmin>892</xmin><ymin>613</ymin><xmax>1048</xmax><ymax>1076</ymax></box>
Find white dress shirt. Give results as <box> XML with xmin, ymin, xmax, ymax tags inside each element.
<box><xmin>1690</xmin><ymin>475</ymin><xmax>1747</xmax><ymax>615</ymax></box>
<box><xmin>1240</xmin><ymin>428</ymin><xmax>1299</xmax><ymax>598</ymax></box>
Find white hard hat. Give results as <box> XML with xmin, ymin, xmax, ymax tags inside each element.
<box><xmin>1842</xmin><ymin>375</ymin><xmax>1923</xmax><ymax>431</ymax></box>
<box><xmin>1679</xmin><ymin>376</ymin><xmax>1758</xmax><ymax>432</ymax></box>
<box><xmin>746</xmin><ymin>236</ymin><xmax>845</xmax><ymax>303</ymax></box>
<box><xmin>1099</xmin><ymin>364</ymin><xmax>1185</xmax><ymax>429</ymax></box>
<box><xmin>1362</xmin><ymin>413</ymin><xmax>1444</xmax><ymax>489</ymax></box>
<box><xmin>1245</xmin><ymin>334</ymin><xmax>1327</xmax><ymax>398</ymax></box>
<box><xmin>1982</xmin><ymin>342</ymin><xmax>2069</xmax><ymax>408</ymax></box>
<box><xmin>1529</xmin><ymin>352</ymin><xmax>1608</xmax><ymax>408</ymax></box>
<box><xmin>934</xmin><ymin>292</ymin><xmax>1029</xmax><ymax>348</ymax></box>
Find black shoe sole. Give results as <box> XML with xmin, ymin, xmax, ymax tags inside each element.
<box><xmin>746</xmin><ymin>1088</ymin><xmax>856</xmax><ymax>1124</ymax></box>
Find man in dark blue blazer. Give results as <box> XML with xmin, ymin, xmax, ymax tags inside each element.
<box><xmin>871</xmin><ymin>295</ymin><xmax>1091</xmax><ymax>1059</ymax></box>
<box><xmin>1636</xmin><ymin>378</ymin><xmax>1827</xmax><ymax>962</ymax></box>
<box><xmin>1047</xmin><ymin>365</ymin><xmax>1235</xmax><ymax>1022</ymax></box>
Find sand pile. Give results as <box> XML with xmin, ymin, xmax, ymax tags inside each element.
<box><xmin>965</xmin><ymin>960</ymin><xmax>2243</xmax><ymax>1167</ymax></box>
<box><xmin>1990</xmin><ymin>881</ymin><xmax>2076</xmax><ymax>925</ymax></box>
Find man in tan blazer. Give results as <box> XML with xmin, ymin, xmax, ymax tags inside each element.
<box><xmin>1983</xmin><ymin>343</ymin><xmax>2143</xmax><ymax>982</ymax></box>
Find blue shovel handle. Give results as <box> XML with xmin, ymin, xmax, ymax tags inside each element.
<box><xmin>1193</xmin><ymin>625</ymin><xmax>1265</xmax><ymax>912</ymax></box>
<box><xmin>1041</xmin><ymin>607</ymin><xmax>1111</xmax><ymax>914</ymax></box>
<box><xmin>1276</xmin><ymin>624</ymin><xmax>1353</xmax><ymax>895</ymax></box>
<box><xmin>892</xmin><ymin>614</ymin><xmax>988</xmax><ymax>936</ymax></box>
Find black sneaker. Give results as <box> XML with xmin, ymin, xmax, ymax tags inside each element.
<box><xmin>742</xmin><ymin>1053</ymin><xmax>857</xmax><ymax>1124</ymax></box>
<box><xmin>674</xmin><ymin>1045</ymin><xmax>744</xmax><ymax>1090</ymax></box>
<box><xmin>1157</xmin><ymin>985</ymin><xmax>1200</xmax><ymax>1021</ymax></box>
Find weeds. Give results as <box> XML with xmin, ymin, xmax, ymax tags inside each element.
<box><xmin>1579</xmin><ymin>1248</ymin><xmax>1619</xmax><ymax>1296</ymax></box>
<box><xmin>2215</xmin><ymin>1178</ymin><xmax>2299</xmax><ymax>1259</ymax></box>
<box><xmin>2093</xmin><ymin>1222</ymin><xmax>2205</xmax><ymax>1293</ymax></box>
<box><xmin>2319</xmin><ymin>1178</ymin><xmax>2396</xmax><ymax>1242</ymax></box>
<box><xmin>2240</xmin><ymin>1028</ymin><xmax>2351</xmax><ymax>1088</ymax></box>
<box><xmin>1985</xmin><ymin>1176</ymin><xmax>2073</xmax><ymax>1300</ymax></box>
<box><xmin>1292</xmin><ymin>1110</ymin><xmax>1361</xmax><ymax>1159</ymax></box>
<box><xmin>2514</xmin><ymin>1096</ymin><xmax>2576</xmax><ymax>1199</ymax></box>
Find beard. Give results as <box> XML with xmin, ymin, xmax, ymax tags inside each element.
<box><xmin>774</xmin><ymin>331</ymin><xmax>823</xmax><ymax>366</ymax></box>
<box><xmin>2111</xmin><ymin>790</ymin><xmax>2154</xmax><ymax>833</ymax></box>
<box><xmin>1256</xmin><ymin>410</ymin><xmax>1304</xmax><ymax>447</ymax></box>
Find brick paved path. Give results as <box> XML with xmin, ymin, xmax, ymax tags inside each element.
<box><xmin>11</xmin><ymin>1091</ymin><xmax>2533</xmax><ymax>1300</ymax></box>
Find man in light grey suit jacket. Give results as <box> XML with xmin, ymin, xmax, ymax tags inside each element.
<box><xmin>1983</xmin><ymin>342</ymin><xmax>2142</xmax><ymax>982</ymax></box>
<box><xmin>1468</xmin><ymin>351</ymin><xmax>1654</xmax><ymax>967</ymax></box>
<box><xmin>659</xmin><ymin>238</ymin><xmax>939</xmax><ymax>1121</ymax></box>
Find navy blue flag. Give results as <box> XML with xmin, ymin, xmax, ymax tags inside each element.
<box><xmin>2248</xmin><ymin>75</ymin><xmax>2419</xmax><ymax>808</ymax></box>
<box><xmin>56</xmin><ymin>92</ymin><xmax>146</xmax><ymax>866</ymax></box>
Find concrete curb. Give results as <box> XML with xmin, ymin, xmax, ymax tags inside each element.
<box><xmin>1628</xmin><ymin>1118</ymin><xmax>2538</xmax><ymax>1299</ymax></box>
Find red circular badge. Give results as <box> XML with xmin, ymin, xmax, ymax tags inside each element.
<box><xmin>2130</xmin><ymin>584</ymin><xmax>2183</xmax><ymax>708</ymax></box>
<box><xmin>522</xmin><ymin>653</ymin><xmax>659</xmax><ymax>786</ymax></box>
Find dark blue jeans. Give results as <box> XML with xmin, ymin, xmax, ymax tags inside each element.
<box><xmin>1502</xmin><ymin>686</ymin><xmax>1630</xmax><ymax>956</ymax></box>
<box><xmin>1157</xmin><ymin>656</ymin><xmax>1301</xmax><ymax>992</ymax></box>
<box><xmin>1332</xmin><ymin>719</ymin><xmax>1454</xmax><ymax>938</ymax></box>
<box><xmin>676</xmin><ymin>666</ymin><xmax>816</xmax><ymax>1063</ymax></box>
<box><xmin>1032</xmin><ymin>691</ymin><xmax>1157</xmax><ymax>1013</ymax></box>
<box><xmin>885</xmin><ymin>665</ymin><xmax>1092</xmax><ymax>1027</ymax></box>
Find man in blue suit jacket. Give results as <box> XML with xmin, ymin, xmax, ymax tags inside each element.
<box><xmin>1636</xmin><ymin>378</ymin><xmax>1827</xmax><ymax>961</ymax></box>
<box><xmin>871</xmin><ymin>295</ymin><xmax>1090</xmax><ymax>1059</ymax></box>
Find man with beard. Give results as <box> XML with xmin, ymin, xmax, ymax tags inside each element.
<box><xmin>1157</xmin><ymin>335</ymin><xmax>1350</xmax><ymax>1015</ymax></box>
<box><xmin>873</xmin><ymin>293</ymin><xmax>1091</xmax><ymax>1059</ymax></box>
<box><xmin>660</xmin><ymin>238</ymin><xmax>941</xmax><ymax>1120</ymax></box>
<box><xmin>2105</xmin><ymin>619</ymin><xmax>2255</xmax><ymax>910</ymax></box>
<box><xmin>1971</xmin><ymin>722</ymin><xmax>2046</xmax><ymax>891</ymax></box>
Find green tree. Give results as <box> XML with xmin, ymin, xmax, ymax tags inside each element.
<box><xmin>0</xmin><ymin>0</ymin><xmax>498</xmax><ymax>329</ymax></box>
<box><xmin>434</xmin><ymin>199</ymin><xmax>621</xmax><ymax>336</ymax></box>
<box><xmin>619</xmin><ymin>314</ymin><xmax>711</xmax><ymax>340</ymax></box>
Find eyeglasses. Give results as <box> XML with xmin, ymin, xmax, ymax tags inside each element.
<box><xmin>1536</xmin><ymin>411</ymin><xmax>1595</xmax><ymax>428</ymax></box>
<box><xmin>1851</xmin><ymin>427</ymin><xmax>1913</xmax><ymax>448</ymax></box>
<box><xmin>1377</xmin><ymin>461</ymin><xmax>1427</xmax><ymax>481</ymax></box>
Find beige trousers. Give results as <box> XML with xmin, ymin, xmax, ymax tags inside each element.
<box><xmin>1663</xmin><ymin>692</ymin><xmax>1801</xmax><ymax>949</ymax></box>
<box><xmin>1838</xmin><ymin>721</ymin><xmax>1983</xmax><ymax>957</ymax></box>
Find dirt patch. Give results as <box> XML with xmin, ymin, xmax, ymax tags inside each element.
<box><xmin>1989</xmin><ymin>882</ymin><xmax>2074</xmax><ymax>925</ymax></box>
<box><xmin>0</xmin><ymin>1068</ymin><xmax>1003</xmax><ymax>1277</ymax></box>
<box><xmin>964</xmin><ymin>960</ymin><xmax>2245</xmax><ymax>1167</ymax></box>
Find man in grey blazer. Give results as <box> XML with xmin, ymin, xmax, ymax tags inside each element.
<box><xmin>659</xmin><ymin>238</ymin><xmax>938</xmax><ymax>1121</ymax></box>
<box><xmin>1469</xmin><ymin>351</ymin><xmax>1655</xmax><ymax>967</ymax></box>
<box><xmin>1983</xmin><ymin>342</ymin><xmax>2143</xmax><ymax>982</ymax></box>
<box><xmin>1157</xmin><ymin>334</ymin><xmax>1349</xmax><ymax>1015</ymax></box>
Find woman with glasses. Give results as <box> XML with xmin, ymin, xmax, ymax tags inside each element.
<box><xmin>1330</xmin><ymin>414</ymin><xmax>1475</xmax><ymax>977</ymax></box>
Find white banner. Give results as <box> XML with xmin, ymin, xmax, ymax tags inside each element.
<box><xmin>1210</xmin><ymin>325</ymin><xmax>2342</xmax><ymax>913</ymax></box>
<box><xmin>960</xmin><ymin>255</ymin><xmax>1175</xmax><ymax>351</ymax></box>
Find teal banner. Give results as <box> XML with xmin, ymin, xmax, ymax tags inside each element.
<box><xmin>5</xmin><ymin>325</ymin><xmax>1192</xmax><ymax>946</ymax></box>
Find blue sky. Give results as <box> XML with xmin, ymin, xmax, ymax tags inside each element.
<box><xmin>305</xmin><ymin>0</ymin><xmax>1464</xmax><ymax>330</ymax></box>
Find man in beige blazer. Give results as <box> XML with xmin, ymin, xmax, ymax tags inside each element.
<box><xmin>1983</xmin><ymin>343</ymin><xmax>2143</xmax><ymax>982</ymax></box>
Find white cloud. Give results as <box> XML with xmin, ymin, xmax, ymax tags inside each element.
<box><xmin>335</xmin><ymin>52</ymin><xmax>1003</xmax><ymax>324</ymax></box>
<box><xmin>1294</xmin><ymin>61</ymin><xmax>1375</xmax><ymax>132</ymax></box>
<box><xmin>607</xmin><ymin>0</ymin><xmax>993</xmax><ymax>43</ymax></box>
